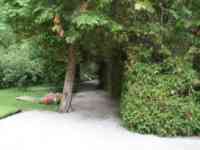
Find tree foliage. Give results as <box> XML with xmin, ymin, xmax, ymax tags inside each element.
<box><xmin>1</xmin><ymin>0</ymin><xmax>200</xmax><ymax>135</ymax></box>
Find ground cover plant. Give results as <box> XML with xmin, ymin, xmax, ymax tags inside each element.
<box><xmin>121</xmin><ymin>46</ymin><xmax>200</xmax><ymax>136</ymax></box>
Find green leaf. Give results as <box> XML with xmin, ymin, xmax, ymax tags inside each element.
<box><xmin>135</xmin><ymin>0</ymin><xmax>155</xmax><ymax>13</ymax></box>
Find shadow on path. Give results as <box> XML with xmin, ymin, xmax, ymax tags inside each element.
<box><xmin>72</xmin><ymin>80</ymin><xmax>119</xmax><ymax>119</ymax></box>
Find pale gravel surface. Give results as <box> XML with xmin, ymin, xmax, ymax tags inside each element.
<box><xmin>0</xmin><ymin>87</ymin><xmax>200</xmax><ymax>150</ymax></box>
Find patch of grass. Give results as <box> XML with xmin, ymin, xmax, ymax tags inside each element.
<box><xmin>0</xmin><ymin>106</ymin><xmax>20</xmax><ymax>119</ymax></box>
<box><xmin>0</xmin><ymin>86</ymin><xmax>58</xmax><ymax>118</ymax></box>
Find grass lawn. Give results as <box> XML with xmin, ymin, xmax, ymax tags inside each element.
<box><xmin>0</xmin><ymin>86</ymin><xmax>58</xmax><ymax>119</ymax></box>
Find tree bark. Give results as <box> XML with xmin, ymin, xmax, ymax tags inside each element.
<box><xmin>59</xmin><ymin>45</ymin><xmax>76</xmax><ymax>113</ymax></box>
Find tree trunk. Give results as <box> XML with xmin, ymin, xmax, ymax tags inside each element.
<box><xmin>59</xmin><ymin>45</ymin><xmax>76</xmax><ymax>113</ymax></box>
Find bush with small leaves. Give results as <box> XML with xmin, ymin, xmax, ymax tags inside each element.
<box><xmin>121</xmin><ymin>50</ymin><xmax>200</xmax><ymax>136</ymax></box>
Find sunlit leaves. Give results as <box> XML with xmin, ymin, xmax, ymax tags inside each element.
<box><xmin>72</xmin><ymin>11</ymin><xmax>123</xmax><ymax>33</ymax></box>
<box><xmin>135</xmin><ymin>0</ymin><xmax>154</xmax><ymax>13</ymax></box>
<box><xmin>72</xmin><ymin>12</ymin><xmax>109</xmax><ymax>29</ymax></box>
<box><xmin>34</xmin><ymin>8</ymin><xmax>54</xmax><ymax>24</ymax></box>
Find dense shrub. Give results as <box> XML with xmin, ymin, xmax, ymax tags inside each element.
<box><xmin>121</xmin><ymin>48</ymin><xmax>200</xmax><ymax>136</ymax></box>
<box><xmin>0</xmin><ymin>42</ymin><xmax>44</xmax><ymax>88</ymax></box>
<box><xmin>40</xmin><ymin>47</ymin><xmax>66</xmax><ymax>85</ymax></box>
<box><xmin>184</xmin><ymin>46</ymin><xmax>200</xmax><ymax>72</ymax></box>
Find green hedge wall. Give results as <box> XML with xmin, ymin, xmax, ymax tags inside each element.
<box><xmin>120</xmin><ymin>49</ymin><xmax>200</xmax><ymax>136</ymax></box>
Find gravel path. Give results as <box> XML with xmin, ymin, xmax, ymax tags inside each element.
<box><xmin>0</xmin><ymin>87</ymin><xmax>200</xmax><ymax>150</ymax></box>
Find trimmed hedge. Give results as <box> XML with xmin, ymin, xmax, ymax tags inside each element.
<box><xmin>121</xmin><ymin>56</ymin><xmax>200</xmax><ymax>136</ymax></box>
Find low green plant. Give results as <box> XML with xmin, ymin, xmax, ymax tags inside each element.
<box><xmin>0</xmin><ymin>42</ymin><xmax>44</xmax><ymax>88</ymax></box>
<box><xmin>121</xmin><ymin>48</ymin><xmax>200</xmax><ymax>136</ymax></box>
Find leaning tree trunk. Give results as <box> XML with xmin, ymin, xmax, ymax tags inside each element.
<box><xmin>59</xmin><ymin>45</ymin><xmax>76</xmax><ymax>113</ymax></box>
